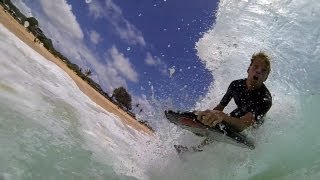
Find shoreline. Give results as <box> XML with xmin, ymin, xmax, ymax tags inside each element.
<box><xmin>0</xmin><ymin>7</ymin><xmax>153</xmax><ymax>135</ymax></box>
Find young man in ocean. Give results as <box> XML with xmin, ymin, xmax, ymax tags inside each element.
<box><xmin>174</xmin><ymin>52</ymin><xmax>272</xmax><ymax>153</ymax></box>
<box><xmin>197</xmin><ymin>52</ymin><xmax>272</xmax><ymax>132</ymax></box>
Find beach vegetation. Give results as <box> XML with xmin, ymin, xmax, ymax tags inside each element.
<box><xmin>138</xmin><ymin>120</ymin><xmax>154</xmax><ymax>132</ymax></box>
<box><xmin>25</xmin><ymin>17</ymin><xmax>38</xmax><ymax>27</ymax></box>
<box><xmin>112</xmin><ymin>87</ymin><xmax>132</xmax><ymax>111</ymax></box>
<box><xmin>38</xmin><ymin>37</ymin><xmax>54</xmax><ymax>52</ymax></box>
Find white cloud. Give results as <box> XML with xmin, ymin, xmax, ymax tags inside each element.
<box><xmin>10</xmin><ymin>0</ymin><xmax>85</xmax><ymax>65</ymax></box>
<box><xmin>108</xmin><ymin>46</ymin><xmax>138</xmax><ymax>82</ymax></box>
<box><xmin>39</xmin><ymin>0</ymin><xmax>83</xmax><ymax>39</ymax></box>
<box><xmin>51</xmin><ymin>43</ymin><xmax>137</xmax><ymax>93</ymax></box>
<box><xmin>88</xmin><ymin>0</ymin><xmax>146</xmax><ymax>46</ymax></box>
<box><xmin>91</xmin><ymin>59</ymin><xmax>128</xmax><ymax>93</ymax></box>
<box><xmin>131</xmin><ymin>94</ymin><xmax>155</xmax><ymax>116</ymax></box>
<box><xmin>13</xmin><ymin>0</ymin><xmax>83</xmax><ymax>40</ymax></box>
<box><xmin>87</xmin><ymin>46</ymin><xmax>139</xmax><ymax>93</ymax></box>
<box><xmin>144</xmin><ymin>52</ymin><xmax>168</xmax><ymax>76</ymax></box>
<box><xmin>89</xmin><ymin>30</ymin><xmax>103</xmax><ymax>44</ymax></box>
<box><xmin>88</xmin><ymin>0</ymin><xmax>105</xmax><ymax>19</ymax></box>
<box><xmin>145</xmin><ymin>52</ymin><xmax>160</xmax><ymax>66</ymax></box>
<box><xmin>145</xmin><ymin>53</ymin><xmax>157</xmax><ymax>65</ymax></box>
<box><xmin>11</xmin><ymin>0</ymin><xmax>33</xmax><ymax>17</ymax></box>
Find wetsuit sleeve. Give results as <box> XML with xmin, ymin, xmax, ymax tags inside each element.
<box><xmin>219</xmin><ymin>82</ymin><xmax>234</xmax><ymax>107</ymax></box>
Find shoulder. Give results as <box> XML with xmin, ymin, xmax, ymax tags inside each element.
<box><xmin>259</xmin><ymin>84</ymin><xmax>272</xmax><ymax>106</ymax></box>
<box><xmin>230</xmin><ymin>79</ymin><xmax>246</xmax><ymax>87</ymax></box>
<box><xmin>231</xmin><ymin>79</ymin><xmax>246</xmax><ymax>84</ymax></box>
<box><xmin>261</xmin><ymin>84</ymin><xmax>272</xmax><ymax>99</ymax></box>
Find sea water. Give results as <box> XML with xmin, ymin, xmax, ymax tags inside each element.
<box><xmin>1</xmin><ymin>0</ymin><xmax>320</xmax><ymax>179</ymax></box>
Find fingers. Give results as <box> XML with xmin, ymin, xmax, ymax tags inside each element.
<box><xmin>196</xmin><ymin>111</ymin><xmax>211</xmax><ymax>125</ymax></box>
<box><xmin>197</xmin><ymin>110</ymin><xmax>219</xmax><ymax>127</ymax></box>
<box><xmin>196</xmin><ymin>110</ymin><xmax>211</xmax><ymax>119</ymax></box>
<box><xmin>208</xmin><ymin>115</ymin><xmax>220</xmax><ymax>127</ymax></box>
<box><xmin>210</xmin><ymin>119</ymin><xmax>220</xmax><ymax>127</ymax></box>
<box><xmin>196</xmin><ymin>111</ymin><xmax>205</xmax><ymax>121</ymax></box>
<box><xmin>202</xmin><ymin>116</ymin><xmax>212</xmax><ymax>126</ymax></box>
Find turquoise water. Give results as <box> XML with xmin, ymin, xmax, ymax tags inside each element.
<box><xmin>1</xmin><ymin>0</ymin><xmax>320</xmax><ymax>179</ymax></box>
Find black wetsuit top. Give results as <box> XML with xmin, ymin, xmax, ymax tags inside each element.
<box><xmin>220</xmin><ymin>79</ymin><xmax>272</xmax><ymax>125</ymax></box>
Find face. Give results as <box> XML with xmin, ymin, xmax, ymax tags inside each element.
<box><xmin>247</xmin><ymin>58</ymin><xmax>269</xmax><ymax>87</ymax></box>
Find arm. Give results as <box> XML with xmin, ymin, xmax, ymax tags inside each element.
<box><xmin>218</xmin><ymin>81</ymin><xmax>234</xmax><ymax>108</ymax></box>
<box><xmin>220</xmin><ymin>93</ymin><xmax>272</xmax><ymax>131</ymax></box>
<box><xmin>213</xmin><ymin>104</ymin><xmax>225</xmax><ymax>111</ymax></box>
<box><xmin>221</xmin><ymin>112</ymin><xmax>255</xmax><ymax>132</ymax></box>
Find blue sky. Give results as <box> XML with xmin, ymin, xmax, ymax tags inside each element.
<box><xmin>11</xmin><ymin>0</ymin><xmax>219</xmax><ymax>110</ymax></box>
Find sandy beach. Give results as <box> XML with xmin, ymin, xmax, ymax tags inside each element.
<box><xmin>0</xmin><ymin>7</ymin><xmax>153</xmax><ymax>135</ymax></box>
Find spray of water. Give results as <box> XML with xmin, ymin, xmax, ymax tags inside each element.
<box><xmin>146</xmin><ymin>0</ymin><xmax>320</xmax><ymax>179</ymax></box>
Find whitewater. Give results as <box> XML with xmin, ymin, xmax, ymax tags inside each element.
<box><xmin>1</xmin><ymin>0</ymin><xmax>319</xmax><ymax>179</ymax></box>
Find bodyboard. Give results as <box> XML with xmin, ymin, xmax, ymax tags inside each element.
<box><xmin>165</xmin><ymin>110</ymin><xmax>255</xmax><ymax>149</ymax></box>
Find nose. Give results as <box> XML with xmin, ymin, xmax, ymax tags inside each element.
<box><xmin>255</xmin><ymin>67</ymin><xmax>262</xmax><ymax>74</ymax></box>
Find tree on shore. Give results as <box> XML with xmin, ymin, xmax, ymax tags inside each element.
<box><xmin>39</xmin><ymin>37</ymin><xmax>54</xmax><ymax>52</ymax></box>
<box><xmin>112</xmin><ymin>87</ymin><xmax>132</xmax><ymax>111</ymax></box>
<box><xmin>25</xmin><ymin>17</ymin><xmax>38</xmax><ymax>28</ymax></box>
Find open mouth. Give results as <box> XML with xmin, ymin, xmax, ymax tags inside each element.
<box><xmin>253</xmin><ymin>75</ymin><xmax>259</xmax><ymax>80</ymax></box>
